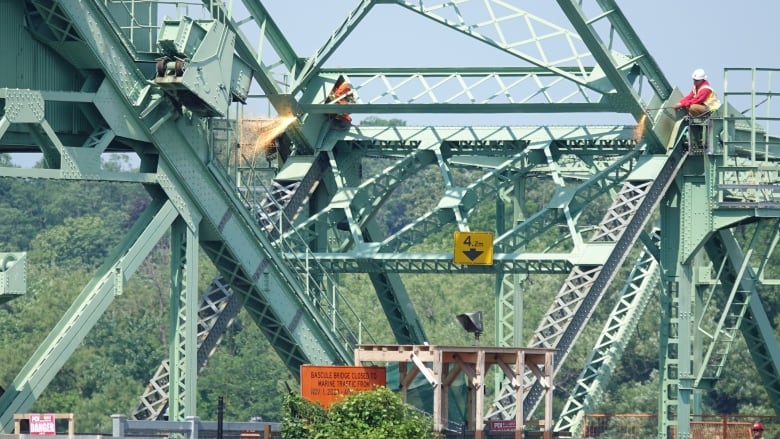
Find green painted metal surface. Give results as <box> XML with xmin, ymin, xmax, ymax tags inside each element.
<box><xmin>1</xmin><ymin>2</ymin><xmax>780</xmax><ymax>438</ymax></box>
<box><xmin>0</xmin><ymin>253</ymin><xmax>26</xmax><ymax>303</ymax></box>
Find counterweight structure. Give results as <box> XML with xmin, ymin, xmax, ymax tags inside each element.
<box><xmin>0</xmin><ymin>1</ymin><xmax>779</xmax><ymax>438</ymax></box>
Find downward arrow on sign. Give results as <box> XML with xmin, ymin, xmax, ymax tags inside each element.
<box><xmin>463</xmin><ymin>249</ymin><xmax>484</xmax><ymax>261</ymax></box>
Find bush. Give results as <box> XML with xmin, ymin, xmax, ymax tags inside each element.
<box><xmin>282</xmin><ymin>386</ymin><xmax>436</xmax><ymax>439</ymax></box>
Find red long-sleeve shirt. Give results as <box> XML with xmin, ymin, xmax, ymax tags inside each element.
<box><xmin>678</xmin><ymin>80</ymin><xmax>714</xmax><ymax>107</ymax></box>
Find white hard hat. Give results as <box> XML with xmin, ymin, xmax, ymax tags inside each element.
<box><xmin>692</xmin><ymin>68</ymin><xmax>707</xmax><ymax>80</ymax></box>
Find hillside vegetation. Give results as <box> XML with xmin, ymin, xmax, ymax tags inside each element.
<box><xmin>0</xmin><ymin>147</ymin><xmax>778</xmax><ymax>433</ymax></box>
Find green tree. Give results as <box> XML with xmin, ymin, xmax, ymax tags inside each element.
<box><xmin>359</xmin><ymin>116</ymin><xmax>407</xmax><ymax>127</ymax></box>
<box><xmin>197</xmin><ymin>310</ymin><xmax>293</xmax><ymax>422</ymax></box>
<box><xmin>0</xmin><ymin>154</ymin><xmax>14</xmax><ymax>167</ymax></box>
<box><xmin>281</xmin><ymin>392</ymin><xmax>327</xmax><ymax>439</ymax></box>
<box><xmin>28</xmin><ymin>216</ymin><xmax>118</xmax><ymax>268</ymax></box>
<box><xmin>282</xmin><ymin>387</ymin><xmax>435</xmax><ymax>439</ymax></box>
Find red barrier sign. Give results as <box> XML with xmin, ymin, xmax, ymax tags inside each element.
<box><xmin>301</xmin><ymin>365</ymin><xmax>386</xmax><ymax>408</ymax></box>
<box><xmin>489</xmin><ymin>419</ymin><xmax>516</xmax><ymax>432</ymax></box>
<box><xmin>29</xmin><ymin>414</ymin><xmax>55</xmax><ymax>435</ymax></box>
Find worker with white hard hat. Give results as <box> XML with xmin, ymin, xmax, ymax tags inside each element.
<box><xmin>674</xmin><ymin>68</ymin><xmax>721</xmax><ymax>117</ymax></box>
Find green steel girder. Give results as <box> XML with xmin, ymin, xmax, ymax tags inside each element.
<box><xmin>277</xmin><ymin>2</ymin><xmax>662</xmax><ymax>147</ymax></box>
<box><xmin>51</xmin><ymin>0</ymin><xmax>352</xmax><ymax>387</ymax></box>
<box><xmin>554</xmin><ymin>0</ymin><xmax>666</xmax><ymax>151</ymax></box>
<box><xmin>7</xmin><ymin>1</ymin><xmax>780</xmax><ymax>437</ymax></box>
<box><xmin>280</xmin><ymin>144</ymin><xmax>639</xmax><ymax>282</ymax></box>
<box><xmin>300</xmin><ymin>72</ymin><xmax>620</xmax><ymax>114</ymax></box>
<box><xmin>496</xmin><ymin>271</ymin><xmax>525</xmax><ymax>347</ymax></box>
<box><xmin>695</xmin><ymin>220</ymin><xmax>776</xmax><ymax>389</ymax></box>
<box><xmin>363</xmin><ymin>221</ymin><xmax>428</xmax><ymax>345</ymax></box>
<box><xmin>658</xmin><ymin>164</ymin><xmax>682</xmax><ymax>437</ymax></box>
<box><xmin>283</xmin><ymin>148</ymin><xmax>428</xmax><ymax>347</ymax></box>
<box><xmin>214</xmin><ymin>0</ymin><xmax>300</xmax><ymax>77</ymax></box>
<box><xmin>674</xmin><ymin>254</ymin><xmax>696</xmax><ymax>438</ymax></box>
<box><xmin>0</xmin><ymin>67</ymin><xmax>207</xmax><ymax>425</ymax></box>
<box><xmin>556</xmin><ymin>230</ymin><xmax>661</xmax><ymax>435</ymax></box>
<box><xmin>286</xmin><ymin>145</ymin><xmax>641</xmax><ymax>278</ymax></box>
<box><xmin>26</xmin><ymin>0</ymin><xmax>104</xmax><ymax>70</ymax></box>
<box><xmin>346</xmin><ymin>125</ymin><xmax>639</xmax><ymax>157</ymax></box>
<box><xmin>556</xmin><ymin>1</ymin><xmax>659</xmax><ymax>105</ymax></box>
<box><xmin>280</xmin><ymin>146</ymin><xmax>439</xmax><ymax>249</ymax></box>
<box><xmin>261</xmin><ymin>139</ymin><xmax>425</xmax><ymax>347</ymax></box>
<box><xmin>202</xmin><ymin>0</ymin><xmax>290</xmax><ymax>96</ymax></box>
<box><xmin>387</xmin><ymin>0</ymin><xmax>668</xmax><ymax>147</ymax></box>
<box><xmin>518</xmin><ymin>146</ymin><xmax>687</xmax><ymax>420</ymax></box>
<box><xmin>354</xmin><ymin>144</ymin><xmax>637</xmax><ymax>262</ymax></box>
<box><xmin>0</xmin><ymin>198</ymin><xmax>180</xmax><ymax>430</ymax></box>
<box><xmin>494</xmin><ymin>177</ymin><xmax>529</xmax><ymax>351</ymax></box>
<box><xmin>298</xmin><ymin>254</ymin><xmax>572</xmax><ymax>275</ymax></box>
<box><xmin>706</xmin><ymin>227</ymin><xmax>780</xmax><ymax>418</ymax></box>
<box><xmin>0</xmin><ymin>253</ymin><xmax>26</xmax><ymax>304</ymax></box>
<box><xmin>659</xmin><ymin>162</ymin><xmax>780</xmax><ymax>437</ymax></box>
<box><xmin>590</xmin><ymin>0</ymin><xmax>673</xmax><ymax>99</ymax></box>
<box><xmin>228</xmin><ymin>0</ymin><xmax>675</xmax><ymax>154</ymax></box>
<box><xmin>495</xmin><ymin>149</ymin><xmax>639</xmax><ymax>252</ymax></box>
<box><xmin>291</xmin><ymin>0</ymin><xmax>374</xmax><ymax>91</ymax></box>
<box><xmin>393</xmin><ymin>1</ymin><xmax>612</xmax><ymax>93</ymax></box>
<box><xmin>0</xmin><ymin>88</ymin><xmax>163</xmax><ymax>185</ymax></box>
<box><xmin>167</xmin><ymin>218</ymin><xmax>200</xmax><ymax>420</ymax></box>
<box><xmin>133</xmin><ymin>274</ymin><xmax>243</xmax><ymax>421</ymax></box>
<box><xmin>379</xmin><ymin>146</ymin><xmax>540</xmax><ymax>253</ymax></box>
<box><xmin>350</xmin><ymin>150</ymin><xmax>441</xmax><ymax>240</ymax></box>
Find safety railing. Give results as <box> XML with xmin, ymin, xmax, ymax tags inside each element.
<box><xmin>721</xmin><ymin>68</ymin><xmax>780</xmax><ymax>162</ymax></box>
<box><xmin>715</xmin><ymin>68</ymin><xmax>780</xmax><ymax>207</ymax></box>
<box><xmin>582</xmin><ymin>413</ymin><xmax>777</xmax><ymax>439</ymax></box>
<box><xmin>207</xmin><ymin>116</ymin><xmax>377</xmax><ymax>354</ymax></box>
<box><xmin>101</xmin><ymin>1</ymin><xmax>224</xmax><ymax>54</ymax></box>
<box><xmin>111</xmin><ymin>415</ymin><xmax>281</xmax><ymax>439</ymax></box>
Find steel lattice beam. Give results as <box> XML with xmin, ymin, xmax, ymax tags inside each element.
<box><xmin>4</xmin><ymin>2</ymin><xmax>780</xmax><ymax>437</ymax></box>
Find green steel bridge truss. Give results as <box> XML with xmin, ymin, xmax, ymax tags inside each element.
<box><xmin>0</xmin><ymin>1</ymin><xmax>779</xmax><ymax>437</ymax></box>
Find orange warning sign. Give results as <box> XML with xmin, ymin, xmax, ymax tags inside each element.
<box><xmin>300</xmin><ymin>365</ymin><xmax>386</xmax><ymax>408</ymax></box>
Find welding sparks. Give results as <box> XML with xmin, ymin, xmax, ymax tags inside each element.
<box><xmin>250</xmin><ymin>116</ymin><xmax>295</xmax><ymax>156</ymax></box>
<box><xmin>240</xmin><ymin>115</ymin><xmax>296</xmax><ymax>163</ymax></box>
<box><xmin>633</xmin><ymin>113</ymin><xmax>647</xmax><ymax>143</ymax></box>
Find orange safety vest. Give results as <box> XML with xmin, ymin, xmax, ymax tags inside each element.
<box><xmin>694</xmin><ymin>84</ymin><xmax>721</xmax><ymax>111</ymax></box>
<box><xmin>330</xmin><ymin>83</ymin><xmax>353</xmax><ymax>104</ymax></box>
<box><xmin>328</xmin><ymin>82</ymin><xmax>353</xmax><ymax>125</ymax></box>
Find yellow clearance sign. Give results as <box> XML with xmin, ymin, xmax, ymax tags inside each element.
<box><xmin>300</xmin><ymin>365</ymin><xmax>386</xmax><ymax>408</ymax></box>
<box><xmin>453</xmin><ymin>231</ymin><xmax>494</xmax><ymax>265</ymax></box>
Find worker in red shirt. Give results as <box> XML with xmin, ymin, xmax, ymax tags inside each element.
<box><xmin>675</xmin><ymin>68</ymin><xmax>721</xmax><ymax>153</ymax></box>
<box><xmin>674</xmin><ymin>68</ymin><xmax>721</xmax><ymax>117</ymax></box>
<box><xmin>326</xmin><ymin>76</ymin><xmax>355</xmax><ymax>128</ymax></box>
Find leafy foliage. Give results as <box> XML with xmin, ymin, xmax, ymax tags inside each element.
<box><xmin>360</xmin><ymin>116</ymin><xmax>408</xmax><ymax>127</ymax></box>
<box><xmin>29</xmin><ymin>216</ymin><xmax>117</xmax><ymax>268</ymax></box>
<box><xmin>3</xmin><ymin>134</ymin><xmax>780</xmax><ymax>435</ymax></box>
<box><xmin>281</xmin><ymin>392</ymin><xmax>327</xmax><ymax>438</ymax></box>
<box><xmin>197</xmin><ymin>309</ymin><xmax>292</xmax><ymax>422</ymax></box>
<box><xmin>282</xmin><ymin>387</ymin><xmax>435</xmax><ymax>439</ymax></box>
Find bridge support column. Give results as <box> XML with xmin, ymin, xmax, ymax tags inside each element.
<box><xmin>169</xmin><ymin>217</ymin><xmax>200</xmax><ymax>419</ymax></box>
